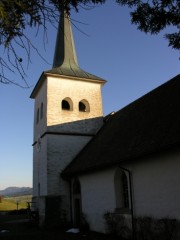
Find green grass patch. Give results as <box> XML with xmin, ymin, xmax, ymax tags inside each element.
<box><xmin>0</xmin><ymin>195</ymin><xmax>32</xmax><ymax>211</ymax></box>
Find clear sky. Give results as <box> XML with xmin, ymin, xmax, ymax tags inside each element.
<box><xmin>0</xmin><ymin>1</ymin><xmax>179</xmax><ymax>190</ymax></box>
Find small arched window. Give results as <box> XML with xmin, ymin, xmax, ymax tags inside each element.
<box><xmin>79</xmin><ymin>99</ymin><xmax>90</xmax><ymax>112</ymax></box>
<box><xmin>61</xmin><ymin>97</ymin><xmax>73</xmax><ymax>111</ymax></box>
<box><xmin>40</xmin><ymin>102</ymin><xmax>43</xmax><ymax>119</ymax></box>
<box><xmin>62</xmin><ymin>100</ymin><xmax>70</xmax><ymax>110</ymax></box>
<box><xmin>114</xmin><ymin>169</ymin><xmax>130</xmax><ymax>209</ymax></box>
<box><xmin>36</xmin><ymin>108</ymin><xmax>39</xmax><ymax>124</ymax></box>
<box><xmin>122</xmin><ymin>172</ymin><xmax>129</xmax><ymax>208</ymax></box>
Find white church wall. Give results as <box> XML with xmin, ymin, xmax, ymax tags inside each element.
<box><xmin>33</xmin><ymin>136</ymin><xmax>48</xmax><ymax>197</ymax></box>
<box><xmin>46</xmin><ymin>134</ymin><xmax>92</xmax><ymax>196</ymax></box>
<box><xmin>80</xmin><ymin>168</ymin><xmax>116</xmax><ymax>233</ymax></box>
<box><xmin>76</xmin><ymin>149</ymin><xmax>180</xmax><ymax>234</ymax></box>
<box><xmin>33</xmin><ymin>78</ymin><xmax>48</xmax><ymax>198</ymax></box>
<box><xmin>126</xmin><ymin>148</ymin><xmax>180</xmax><ymax>219</ymax></box>
<box><xmin>46</xmin><ymin>134</ymin><xmax>93</xmax><ymax>222</ymax></box>
<box><xmin>32</xmin><ymin>148</ymin><xmax>39</xmax><ymax>197</ymax></box>
<box><xmin>38</xmin><ymin>196</ymin><xmax>46</xmax><ymax>226</ymax></box>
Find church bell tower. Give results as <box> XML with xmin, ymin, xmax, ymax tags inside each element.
<box><xmin>30</xmin><ymin>11</ymin><xmax>106</xmax><ymax>226</ymax></box>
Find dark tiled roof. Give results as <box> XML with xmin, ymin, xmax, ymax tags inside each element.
<box><xmin>62</xmin><ymin>74</ymin><xmax>180</xmax><ymax>178</ymax></box>
<box><xmin>45</xmin><ymin>66</ymin><xmax>106</xmax><ymax>82</ymax></box>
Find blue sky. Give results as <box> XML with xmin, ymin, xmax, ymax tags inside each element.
<box><xmin>0</xmin><ymin>1</ymin><xmax>179</xmax><ymax>190</ymax></box>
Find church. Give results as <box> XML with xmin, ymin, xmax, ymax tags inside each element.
<box><xmin>30</xmin><ymin>11</ymin><xmax>180</xmax><ymax>237</ymax></box>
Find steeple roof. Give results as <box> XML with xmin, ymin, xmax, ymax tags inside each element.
<box><xmin>52</xmin><ymin>11</ymin><xmax>78</xmax><ymax>70</ymax></box>
<box><xmin>30</xmin><ymin>11</ymin><xmax>106</xmax><ymax>99</ymax></box>
<box><xmin>46</xmin><ymin>11</ymin><xmax>106</xmax><ymax>82</ymax></box>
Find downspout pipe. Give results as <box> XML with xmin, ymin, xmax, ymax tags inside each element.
<box><xmin>118</xmin><ymin>166</ymin><xmax>135</xmax><ymax>240</ymax></box>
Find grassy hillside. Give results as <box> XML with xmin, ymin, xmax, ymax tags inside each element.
<box><xmin>0</xmin><ymin>187</ymin><xmax>32</xmax><ymax>197</ymax></box>
<box><xmin>0</xmin><ymin>195</ymin><xmax>32</xmax><ymax>211</ymax></box>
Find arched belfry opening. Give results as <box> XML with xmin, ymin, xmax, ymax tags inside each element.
<box><xmin>79</xmin><ymin>99</ymin><xmax>90</xmax><ymax>112</ymax></box>
<box><xmin>36</xmin><ymin>108</ymin><xmax>39</xmax><ymax>124</ymax></box>
<box><xmin>61</xmin><ymin>97</ymin><xmax>73</xmax><ymax>110</ymax></box>
<box><xmin>72</xmin><ymin>178</ymin><xmax>82</xmax><ymax>227</ymax></box>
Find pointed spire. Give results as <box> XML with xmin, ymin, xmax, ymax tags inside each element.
<box><xmin>46</xmin><ymin>10</ymin><xmax>106</xmax><ymax>83</ymax></box>
<box><xmin>53</xmin><ymin>11</ymin><xmax>78</xmax><ymax>68</ymax></box>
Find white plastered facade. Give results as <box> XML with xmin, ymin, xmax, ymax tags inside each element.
<box><xmin>74</xmin><ymin>148</ymin><xmax>180</xmax><ymax>233</ymax></box>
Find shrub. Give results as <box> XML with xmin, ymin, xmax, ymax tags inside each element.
<box><xmin>104</xmin><ymin>212</ymin><xmax>132</xmax><ymax>239</ymax></box>
<box><xmin>135</xmin><ymin>217</ymin><xmax>180</xmax><ymax>240</ymax></box>
<box><xmin>104</xmin><ymin>213</ymin><xmax>180</xmax><ymax>240</ymax></box>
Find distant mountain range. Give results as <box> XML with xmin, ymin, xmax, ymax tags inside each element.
<box><xmin>0</xmin><ymin>187</ymin><xmax>32</xmax><ymax>197</ymax></box>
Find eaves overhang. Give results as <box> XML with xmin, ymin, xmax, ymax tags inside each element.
<box><xmin>30</xmin><ymin>70</ymin><xmax>106</xmax><ymax>99</ymax></box>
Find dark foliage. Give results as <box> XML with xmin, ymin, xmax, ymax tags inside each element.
<box><xmin>0</xmin><ymin>0</ymin><xmax>179</xmax><ymax>86</ymax></box>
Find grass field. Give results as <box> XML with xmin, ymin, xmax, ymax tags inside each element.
<box><xmin>0</xmin><ymin>195</ymin><xmax>32</xmax><ymax>211</ymax></box>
